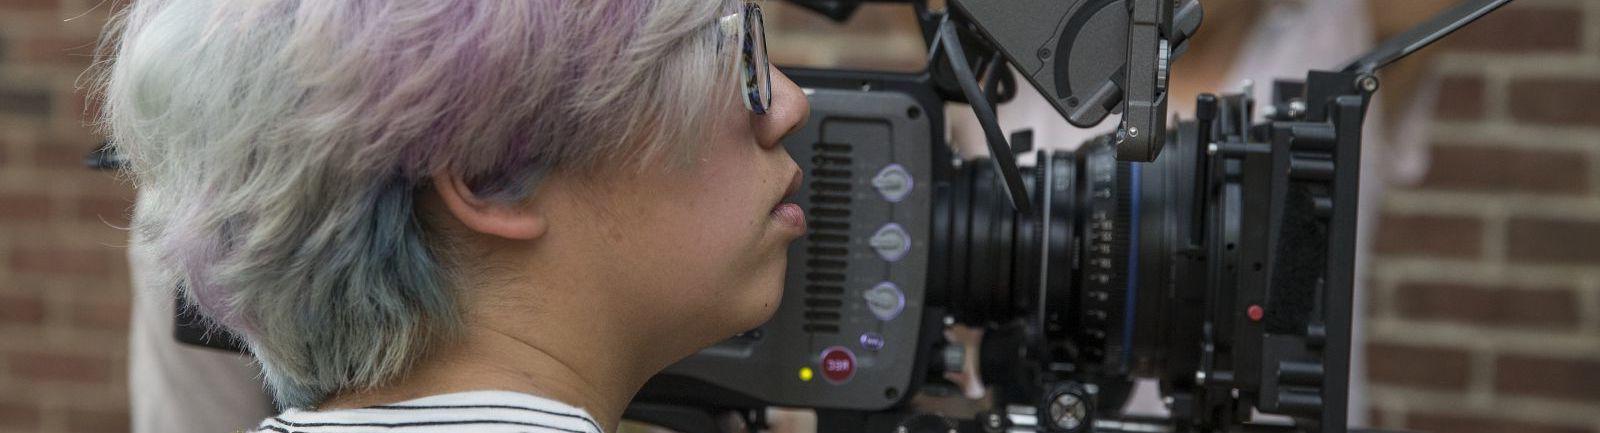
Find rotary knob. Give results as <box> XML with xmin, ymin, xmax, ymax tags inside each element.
<box><xmin>873</xmin><ymin>164</ymin><xmax>914</xmax><ymax>202</ymax></box>
<box><xmin>870</xmin><ymin>223</ymin><xmax>912</xmax><ymax>262</ymax></box>
<box><xmin>863</xmin><ymin>282</ymin><xmax>906</xmax><ymax>321</ymax></box>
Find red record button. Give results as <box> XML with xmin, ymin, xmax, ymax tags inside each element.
<box><xmin>820</xmin><ymin>346</ymin><xmax>857</xmax><ymax>384</ymax></box>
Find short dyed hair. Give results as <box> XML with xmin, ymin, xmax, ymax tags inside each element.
<box><xmin>93</xmin><ymin>0</ymin><xmax>740</xmax><ymax>408</ymax></box>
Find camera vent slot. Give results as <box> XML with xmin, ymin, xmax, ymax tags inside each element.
<box><xmin>802</xmin><ymin>142</ymin><xmax>854</xmax><ymax>335</ymax></box>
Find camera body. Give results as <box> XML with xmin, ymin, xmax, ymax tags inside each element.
<box><xmin>643</xmin><ymin>72</ymin><xmax>948</xmax><ymax>412</ymax></box>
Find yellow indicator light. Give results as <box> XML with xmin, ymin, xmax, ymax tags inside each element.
<box><xmin>798</xmin><ymin>366</ymin><xmax>815</xmax><ymax>382</ymax></box>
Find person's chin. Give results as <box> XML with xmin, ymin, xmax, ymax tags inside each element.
<box><xmin>730</xmin><ymin>261</ymin><xmax>788</xmax><ymax>332</ymax></box>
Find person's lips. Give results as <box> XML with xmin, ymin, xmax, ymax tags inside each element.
<box><xmin>771</xmin><ymin>170</ymin><xmax>806</xmax><ymax>232</ymax></box>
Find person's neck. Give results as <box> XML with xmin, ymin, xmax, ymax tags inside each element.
<box><xmin>319</xmin><ymin>318</ymin><xmax>653</xmax><ymax>433</ymax></box>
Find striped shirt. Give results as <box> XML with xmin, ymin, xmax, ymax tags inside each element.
<box><xmin>250</xmin><ymin>391</ymin><xmax>604</xmax><ymax>433</ymax></box>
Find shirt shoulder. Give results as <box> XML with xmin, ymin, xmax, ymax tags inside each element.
<box><xmin>252</xmin><ymin>390</ymin><xmax>603</xmax><ymax>433</ymax></box>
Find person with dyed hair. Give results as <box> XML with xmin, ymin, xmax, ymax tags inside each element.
<box><xmin>94</xmin><ymin>1</ymin><xmax>808</xmax><ymax>432</ymax></box>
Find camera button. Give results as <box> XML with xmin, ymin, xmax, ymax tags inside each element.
<box><xmin>859</xmin><ymin>332</ymin><xmax>885</xmax><ymax>351</ymax></box>
<box><xmin>820</xmin><ymin>346</ymin><xmax>856</xmax><ymax>384</ymax></box>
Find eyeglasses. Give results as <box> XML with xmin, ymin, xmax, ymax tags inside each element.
<box><xmin>718</xmin><ymin>2</ymin><xmax>772</xmax><ymax>115</ymax></box>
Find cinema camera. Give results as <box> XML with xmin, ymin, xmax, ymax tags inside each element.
<box><xmin>151</xmin><ymin>0</ymin><xmax>1512</xmax><ymax>431</ymax></box>
<box><xmin>626</xmin><ymin>1</ymin><xmax>1512</xmax><ymax>433</ymax></box>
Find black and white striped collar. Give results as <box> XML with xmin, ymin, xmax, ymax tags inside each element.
<box><xmin>255</xmin><ymin>390</ymin><xmax>603</xmax><ymax>433</ymax></box>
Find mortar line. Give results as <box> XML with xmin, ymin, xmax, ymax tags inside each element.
<box><xmin>1467</xmin><ymin>347</ymin><xmax>1496</xmax><ymax>408</ymax></box>
<box><xmin>1429</xmin><ymin>121</ymin><xmax>1600</xmax><ymax>151</ymax></box>
<box><xmin>1370</xmin><ymin>319</ymin><xmax>1600</xmax><ymax>356</ymax></box>
<box><xmin>1587</xmin><ymin>0</ymin><xmax>1600</xmax><ymax>56</ymax></box>
<box><xmin>1577</xmin><ymin>275</ymin><xmax>1600</xmax><ymax>339</ymax></box>
<box><xmin>1482</xmin><ymin>64</ymin><xmax>1510</xmax><ymax>123</ymax></box>
<box><xmin>1482</xmin><ymin>201</ymin><xmax>1508</xmax><ymax>268</ymax></box>
<box><xmin>1589</xmin><ymin>142</ymin><xmax>1600</xmax><ymax>204</ymax></box>
<box><xmin>1370</xmin><ymin>385</ymin><xmax>1600</xmax><ymax>426</ymax></box>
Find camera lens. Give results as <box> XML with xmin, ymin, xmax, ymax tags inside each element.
<box><xmin>930</xmin><ymin>130</ymin><xmax>1198</xmax><ymax>378</ymax></box>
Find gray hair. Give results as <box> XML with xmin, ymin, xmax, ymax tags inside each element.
<box><xmin>92</xmin><ymin>0</ymin><xmax>740</xmax><ymax>408</ymax></box>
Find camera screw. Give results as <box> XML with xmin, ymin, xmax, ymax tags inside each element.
<box><xmin>1048</xmin><ymin>392</ymin><xmax>1088</xmax><ymax>432</ymax></box>
<box><xmin>1357</xmin><ymin>75</ymin><xmax>1380</xmax><ymax>93</ymax></box>
<box><xmin>1127</xmin><ymin>127</ymin><xmax>1140</xmax><ymax>138</ymax></box>
<box><xmin>1037</xmin><ymin>47</ymin><xmax>1052</xmax><ymax>59</ymax></box>
<box><xmin>1195</xmin><ymin>370</ymin><xmax>1208</xmax><ymax>385</ymax></box>
<box><xmin>1287</xmin><ymin>99</ymin><xmax>1307</xmax><ymax>119</ymax></box>
<box><xmin>986</xmin><ymin>412</ymin><xmax>1005</xmax><ymax>430</ymax></box>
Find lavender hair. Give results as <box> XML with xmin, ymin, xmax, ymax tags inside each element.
<box><xmin>91</xmin><ymin>0</ymin><xmax>740</xmax><ymax>408</ymax></box>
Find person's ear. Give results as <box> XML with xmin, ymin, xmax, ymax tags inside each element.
<box><xmin>431</xmin><ymin>171</ymin><xmax>547</xmax><ymax>241</ymax></box>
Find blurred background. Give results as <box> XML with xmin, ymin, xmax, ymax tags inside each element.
<box><xmin>1</xmin><ymin>0</ymin><xmax>1598</xmax><ymax>432</ymax></box>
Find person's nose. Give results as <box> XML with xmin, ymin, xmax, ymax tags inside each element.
<box><xmin>754</xmin><ymin>66</ymin><xmax>810</xmax><ymax>149</ymax></box>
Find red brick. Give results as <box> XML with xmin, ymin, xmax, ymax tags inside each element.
<box><xmin>0</xmin><ymin>0</ymin><xmax>57</xmax><ymax>11</ymax></box>
<box><xmin>1507</xmin><ymin>218</ymin><xmax>1600</xmax><ymax>265</ymax></box>
<box><xmin>69</xmin><ymin>173</ymin><xmax>137</xmax><ymax>207</ymax></box>
<box><xmin>8</xmin><ymin>248</ymin><xmax>112</xmax><ymax>277</ymax></box>
<box><xmin>18</xmin><ymin>36</ymin><xmax>98</xmax><ymax>68</ymax></box>
<box><xmin>6</xmin><ymin>351</ymin><xmax>112</xmax><ymax>384</ymax></box>
<box><xmin>74</xmin><ymin>196</ymin><xmax>133</xmax><ymax>226</ymax></box>
<box><xmin>1406</xmin><ymin>412</ymin><xmax>1593</xmax><ymax>433</ymax></box>
<box><xmin>1433</xmin><ymin>76</ymin><xmax>1485</xmax><ymax>121</ymax></box>
<box><xmin>70</xmin><ymin>299</ymin><xmax>130</xmax><ymax>330</ymax></box>
<box><xmin>0</xmin><ymin>401</ymin><xmax>41</xmax><ymax>431</ymax></box>
<box><xmin>1509</xmin><ymin>78</ymin><xmax>1600</xmax><ymax>127</ymax></box>
<box><xmin>1418</xmin><ymin>145</ymin><xmax>1588</xmax><ymax>195</ymax></box>
<box><xmin>1394</xmin><ymin>282</ymin><xmax>1579</xmax><ymax>329</ymax></box>
<box><xmin>771</xmin><ymin>3</ymin><xmax>919</xmax><ymax>35</ymax></box>
<box><xmin>65</xmin><ymin>408</ymin><xmax>129</xmax><ymax>433</ymax></box>
<box><xmin>0</xmin><ymin>193</ymin><xmax>53</xmax><ymax>222</ymax></box>
<box><xmin>0</xmin><ymin>87</ymin><xmax>52</xmax><ymax>118</ymax></box>
<box><xmin>0</xmin><ymin>293</ymin><xmax>46</xmax><ymax>325</ymax></box>
<box><xmin>33</xmin><ymin>140</ymin><xmax>94</xmax><ymax>169</ymax></box>
<box><xmin>767</xmin><ymin>3</ymin><xmax>924</xmax><ymax>69</ymax></box>
<box><xmin>1366</xmin><ymin>342</ymin><xmax>1473</xmax><ymax>391</ymax></box>
<box><xmin>1495</xmin><ymin>354</ymin><xmax>1600</xmax><ymax>402</ymax></box>
<box><xmin>1442</xmin><ymin>6</ymin><xmax>1583</xmax><ymax>53</ymax></box>
<box><xmin>1373</xmin><ymin>214</ymin><xmax>1483</xmax><ymax>259</ymax></box>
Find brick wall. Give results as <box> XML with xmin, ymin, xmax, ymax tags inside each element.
<box><xmin>1364</xmin><ymin>0</ymin><xmax>1600</xmax><ymax>432</ymax></box>
<box><xmin>0</xmin><ymin>1</ymin><xmax>1596</xmax><ymax>433</ymax></box>
<box><xmin>1</xmin><ymin>0</ymin><xmax>134</xmax><ymax>432</ymax></box>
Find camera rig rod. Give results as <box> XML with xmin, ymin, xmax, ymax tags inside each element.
<box><xmin>1342</xmin><ymin>0</ymin><xmax>1515</xmax><ymax>75</ymax></box>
